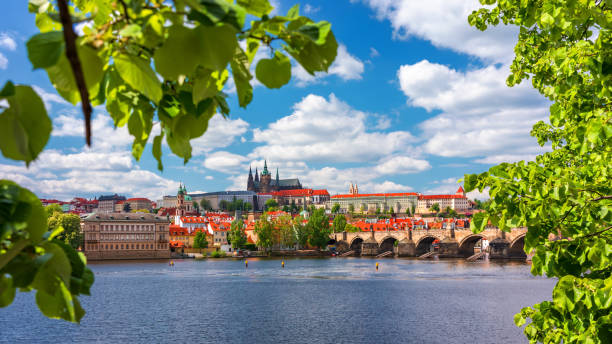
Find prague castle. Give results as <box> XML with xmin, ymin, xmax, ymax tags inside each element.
<box><xmin>246</xmin><ymin>161</ymin><xmax>302</xmax><ymax>193</ymax></box>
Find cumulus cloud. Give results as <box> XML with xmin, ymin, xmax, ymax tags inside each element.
<box><xmin>292</xmin><ymin>44</ymin><xmax>364</xmax><ymax>86</ymax></box>
<box><xmin>203</xmin><ymin>151</ymin><xmax>248</xmax><ymax>172</ymax></box>
<box><xmin>252</xmin><ymin>93</ymin><xmax>416</xmax><ymax>163</ymax></box>
<box><xmin>398</xmin><ymin>60</ymin><xmax>549</xmax><ymax>161</ymax></box>
<box><xmin>190</xmin><ymin>115</ymin><xmax>249</xmax><ymax>156</ymax></box>
<box><xmin>0</xmin><ymin>53</ymin><xmax>7</xmax><ymax>69</ymax></box>
<box><xmin>355</xmin><ymin>0</ymin><xmax>517</xmax><ymax>63</ymax></box>
<box><xmin>304</xmin><ymin>4</ymin><xmax>320</xmax><ymax>14</ymax></box>
<box><xmin>32</xmin><ymin>86</ymin><xmax>70</xmax><ymax>111</ymax></box>
<box><xmin>0</xmin><ymin>33</ymin><xmax>17</xmax><ymax>51</ymax></box>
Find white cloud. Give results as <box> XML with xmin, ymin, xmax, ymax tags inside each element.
<box><xmin>0</xmin><ymin>33</ymin><xmax>16</xmax><ymax>51</ymax></box>
<box><xmin>374</xmin><ymin>156</ymin><xmax>431</xmax><ymax>175</ymax></box>
<box><xmin>292</xmin><ymin>44</ymin><xmax>364</xmax><ymax>86</ymax></box>
<box><xmin>369</xmin><ymin>47</ymin><xmax>379</xmax><ymax>58</ymax></box>
<box><xmin>397</xmin><ymin>60</ymin><xmax>549</xmax><ymax>160</ymax></box>
<box><xmin>0</xmin><ymin>53</ymin><xmax>7</xmax><ymax>69</ymax></box>
<box><xmin>32</xmin><ymin>86</ymin><xmax>69</xmax><ymax>111</ymax></box>
<box><xmin>252</xmin><ymin>93</ymin><xmax>415</xmax><ymax>163</ymax></box>
<box><xmin>356</xmin><ymin>0</ymin><xmax>517</xmax><ymax>63</ymax></box>
<box><xmin>304</xmin><ymin>4</ymin><xmax>320</xmax><ymax>14</ymax></box>
<box><xmin>203</xmin><ymin>151</ymin><xmax>248</xmax><ymax>172</ymax></box>
<box><xmin>473</xmin><ymin>154</ymin><xmax>539</xmax><ymax>165</ymax></box>
<box><xmin>53</xmin><ymin>112</ymin><xmax>133</xmax><ymax>151</ymax></box>
<box><xmin>205</xmin><ymin>176</ymin><xmax>214</xmax><ymax>180</ymax></box>
<box><xmin>191</xmin><ymin>115</ymin><xmax>249</xmax><ymax>156</ymax></box>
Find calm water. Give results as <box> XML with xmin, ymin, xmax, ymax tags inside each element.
<box><xmin>0</xmin><ymin>258</ymin><xmax>555</xmax><ymax>344</ymax></box>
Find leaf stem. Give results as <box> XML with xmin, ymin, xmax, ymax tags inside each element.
<box><xmin>57</xmin><ymin>0</ymin><xmax>92</xmax><ymax>146</ymax></box>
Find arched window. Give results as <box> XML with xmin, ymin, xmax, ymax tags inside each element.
<box><xmin>121</xmin><ymin>244</ymin><xmax>124</xmax><ymax>249</ymax></box>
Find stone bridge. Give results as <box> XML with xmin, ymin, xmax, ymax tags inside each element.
<box><xmin>330</xmin><ymin>227</ymin><xmax>527</xmax><ymax>259</ymax></box>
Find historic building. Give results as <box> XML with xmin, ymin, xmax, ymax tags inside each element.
<box><xmin>416</xmin><ymin>187</ymin><xmax>470</xmax><ymax>213</ymax></box>
<box><xmin>246</xmin><ymin>161</ymin><xmax>302</xmax><ymax>193</ymax></box>
<box><xmin>328</xmin><ymin>184</ymin><xmax>470</xmax><ymax>214</ymax></box>
<box><xmin>329</xmin><ymin>186</ymin><xmax>419</xmax><ymax>214</ymax></box>
<box><xmin>81</xmin><ymin>213</ymin><xmax>171</xmax><ymax>260</ymax></box>
<box><xmin>96</xmin><ymin>194</ymin><xmax>126</xmax><ymax>213</ymax></box>
<box><xmin>263</xmin><ymin>189</ymin><xmax>330</xmax><ymax>208</ymax></box>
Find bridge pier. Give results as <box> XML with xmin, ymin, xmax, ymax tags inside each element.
<box><xmin>489</xmin><ymin>237</ymin><xmax>510</xmax><ymax>259</ymax></box>
<box><xmin>361</xmin><ymin>237</ymin><xmax>378</xmax><ymax>256</ymax></box>
<box><xmin>438</xmin><ymin>237</ymin><xmax>460</xmax><ymax>258</ymax></box>
<box><xmin>397</xmin><ymin>238</ymin><xmax>416</xmax><ymax>257</ymax></box>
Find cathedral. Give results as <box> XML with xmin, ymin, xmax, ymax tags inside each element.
<box><xmin>247</xmin><ymin>161</ymin><xmax>302</xmax><ymax>193</ymax></box>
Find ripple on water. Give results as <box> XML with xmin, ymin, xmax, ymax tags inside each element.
<box><xmin>0</xmin><ymin>258</ymin><xmax>553</xmax><ymax>344</ymax></box>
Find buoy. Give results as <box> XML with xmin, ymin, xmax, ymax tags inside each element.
<box><xmin>245</xmin><ymin>260</ymin><xmax>248</xmax><ymax>268</ymax></box>
<box><xmin>282</xmin><ymin>261</ymin><xmax>285</xmax><ymax>268</ymax></box>
<box><xmin>376</xmin><ymin>262</ymin><xmax>379</xmax><ymax>271</ymax></box>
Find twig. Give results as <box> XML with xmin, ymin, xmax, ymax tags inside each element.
<box><xmin>57</xmin><ymin>0</ymin><xmax>92</xmax><ymax>146</ymax></box>
<box><xmin>118</xmin><ymin>0</ymin><xmax>131</xmax><ymax>23</ymax></box>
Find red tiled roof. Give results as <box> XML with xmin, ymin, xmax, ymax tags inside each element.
<box><xmin>331</xmin><ymin>192</ymin><xmax>418</xmax><ymax>199</ymax></box>
<box><xmin>127</xmin><ymin>197</ymin><xmax>151</xmax><ymax>202</ymax></box>
<box><xmin>456</xmin><ymin>186</ymin><xmax>464</xmax><ymax>193</ymax></box>
<box><xmin>419</xmin><ymin>195</ymin><xmax>465</xmax><ymax>199</ymax></box>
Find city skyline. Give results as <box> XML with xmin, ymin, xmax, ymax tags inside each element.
<box><xmin>0</xmin><ymin>0</ymin><xmax>549</xmax><ymax>201</ymax></box>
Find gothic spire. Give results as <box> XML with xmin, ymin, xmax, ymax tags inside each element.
<box><xmin>255</xmin><ymin>167</ymin><xmax>259</xmax><ymax>182</ymax></box>
<box><xmin>275</xmin><ymin>168</ymin><xmax>279</xmax><ymax>184</ymax></box>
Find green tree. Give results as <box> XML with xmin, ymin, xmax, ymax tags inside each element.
<box><xmin>1</xmin><ymin>0</ymin><xmax>338</xmax><ymax>322</ymax></box>
<box><xmin>254</xmin><ymin>217</ymin><xmax>274</xmax><ymax>252</ymax></box>
<box><xmin>192</xmin><ymin>201</ymin><xmax>199</xmax><ymax>213</ymax></box>
<box><xmin>290</xmin><ymin>200</ymin><xmax>298</xmax><ymax>213</ymax></box>
<box><xmin>282</xmin><ymin>205</ymin><xmax>290</xmax><ymax>212</ymax></box>
<box><xmin>219</xmin><ymin>200</ymin><xmax>229</xmax><ymax>211</ymax></box>
<box><xmin>389</xmin><ymin>206</ymin><xmax>394</xmax><ymax>214</ymax></box>
<box><xmin>200</xmin><ymin>198</ymin><xmax>212</xmax><ymax>211</ymax></box>
<box><xmin>48</xmin><ymin>213</ymin><xmax>82</xmax><ymax>249</ymax></box>
<box><xmin>331</xmin><ymin>203</ymin><xmax>340</xmax><ymax>214</ymax></box>
<box><xmin>193</xmin><ymin>231</ymin><xmax>208</xmax><ymax>249</ymax></box>
<box><xmin>122</xmin><ymin>202</ymin><xmax>131</xmax><ymax>213</ymax></box>
<box><xmin>333</xmin><ymin>214</ymin><xmax>347</xmax><ymax>233</ymax></box>
<box><xmin>467</xmin><ymin>1</ymin><xmax>612</xmax><ymax>343</ymax></box>
<box><xmin>348</xmin><ymin>203</ymin><xmax>355</xmax><ymax>213</ymax></box>
<box><xmin>307</xmin><ymin>208</ymin><xmax>331</xmax><ymax>249</ymax></box>
<box><xmin>45</xmin><ymin>204</ymin><xmax>63</xmax><ymax>217</ymax></box>
<box><xmin>430</xmin><ymin>203</ymin><xmax>440</xmax><ymax>214</ymax></box>
<box><xmin>360</xmin><ymin>204</ymin><xmax>365</xmax><ymax>213</ymax></box>
<box><xmin>293</xmin><ymin>215</ymin><xmax>309</xmax><ymax>249</ymax></box>
<box><xmin>265</xmin><ymin>199</ymin><xmax>279</xmax><ymax>211</ymax></box>
<box><xmin>228</xmin><ymin>219</ymin><xmax>246</xmax><ymax>249</ymax></box>
<box><xmin>243</xmin><ymin>202</ymin><xmax>252</xmax><ymax>212</ymax></box>
<box><xmin>275</xmin><ymin>214</ymin><xmax>296</xmax><ymax>248</ymax></box>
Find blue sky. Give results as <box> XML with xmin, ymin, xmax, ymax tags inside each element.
<box><xmin>0</xmin><ymin>0</ymin><xmax>550</xmax><ymax>201</ymax></box>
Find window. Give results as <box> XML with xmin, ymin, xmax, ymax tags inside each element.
<box><xmin>121</xmin><ymin>244</ymin><xmax>124</xmax><ymax>249</ymax></box>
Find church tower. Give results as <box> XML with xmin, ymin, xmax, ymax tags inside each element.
<box><xmin>247</xmin><ymin>166</ymin><xmax>254</xmax><ymax>191</ymax></box>
<box><xmin>260</xmin><ymin>160</ymin><xmax>272</xmax><ymax>193</ymax></box>
<box><xmin>177</xmin><ymin>183</ymin><xmax>186</xmax><ymax>217</ymax></box>
<box><xmin>255</xmin><ymin>167</ymin><xmax>259</xmax><ymax>183</ymax></box>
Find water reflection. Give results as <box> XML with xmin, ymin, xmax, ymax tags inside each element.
<box><xmin>1</xmin><ymin>258</ymin><xmax>553</xmax><ymax>344</ymax></box>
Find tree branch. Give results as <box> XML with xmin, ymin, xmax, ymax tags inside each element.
<box><xmin>57</xmin><ymin>0</ymin><xmax>92</xmax><ymax>146</ymax></box>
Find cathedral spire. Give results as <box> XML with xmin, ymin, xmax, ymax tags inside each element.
<box><xmin>255</xmin><ymin>167</ymin><xmax>259</xmax><ymax>182</ymax></box>
<box><xmin>262</xmin><ymin>160</ymin><xmax>270</xmax><ymax>175</ymax></box>
<box><xmin>276</xmin><ymin>168</ymin><xmax>279</xmax><ymax>184</ymax></box>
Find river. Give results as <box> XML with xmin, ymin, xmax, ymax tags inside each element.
<box><xmin>0</xmin><ymin>258</ymin><xmax>555</xmax><ymax>344</ymax></box>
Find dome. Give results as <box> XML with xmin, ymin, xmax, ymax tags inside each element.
<box><xmin>185</xmin><ymin>195</ymin><xmax>192</xmax><ymax>201</ymax></box>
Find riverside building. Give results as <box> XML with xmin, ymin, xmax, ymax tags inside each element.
<box><xmin>81</xmin><ymin>213</ymin><xmax>171</xmax><ymax>260</ymax></box>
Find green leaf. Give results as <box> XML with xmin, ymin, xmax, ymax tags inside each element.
<box><xmin>192</xmin><ymin>69</ymin><xmax>228</xmax><ymax>104</ymax></box>
<box><xmin>255</xmin><ymin>51</ymin><xmax>291</xmax><ymax>88</ymax></box>
<box><xmin>0</xmin><ymin>85</ymin><xmax>51</xmax><ymax>165</ymax></box>
<box><xmin>32</xmin><ymin>242</ymin><xmax>72</xmax><ymax>295</ymax></box>
<box><xmin>0</xmin><ymin>81</ymin><xmax>15</xmax><ymax>97</ymax></box>
<box><xmin>188</xmin><ymin>0</ymin><xmax>246</xmax><ymax>31</ymax></box>
<box><xmin>284</xmin><ymin>30</ymin><xmax>337</xmax><ymax>75</ymax></box>
<box><xmin>237</xmin><ymin>0</ymin><xmax>273</xmax><ymax>17</ymax></box>
<box><xmin>0</xmin><ymin>275</ymin><xmax>16</xmax><ymax>307</ymax></box>
<box><xmin>115</xmin><ymin>54</ymin><xmax>162</xmax><ymax>103</ymax></box>
<box><xmin>229</xmin><ymin>47</ymin><xmax>253</xmax><ymax>107</ymax></box>
<box><xmin>152</xmin><ymin>133</ymin><xmax>164</xmax><ymax>171</ymax></box>
<box><xmin>46</xmin><ymin>44</ymin><xmax>104</xmax><ymax>105</ymax></box>
<box><xmin>26</xmin><ymin>31</ymin><xmax>65</xmax><ymax>69</ymax></box>
<box><xmin>154</xmin><ymin>24</ymin><xmax>237</xmax><ymax>80</ymax></box>
<box><xmin>128</xmin><ymin>103</ymin><xmax>154</xmax><ymax>160</ymax></box>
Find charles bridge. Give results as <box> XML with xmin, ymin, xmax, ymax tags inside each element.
<box><xmin>329</xmin><ymin>227</ymin><xmax>528</xmax><ymax>259</ymax></box>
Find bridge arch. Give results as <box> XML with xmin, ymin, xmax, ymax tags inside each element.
<box><xmin>378</xmin><ymin>236</ymin><xmax>398</xmax><ymax>255</ymax></box>
<box><xmin>350</xmin><ymin>237</ymin><xmax>364</xmax><ymax>255</ymax></box>
<box><xmin>415</xmin><ymin>235</ymin><xmax>441</xmax><ymax>256</ymax></box>
<box><xmin>508</xmin><ymin>233</ymin><xmax>526</xmax><ymax>258</ymax></box>
<box><xmin>458</xmin><ymin>234</ymin><xmax>488</xmax><ymax>257</ymax></box>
